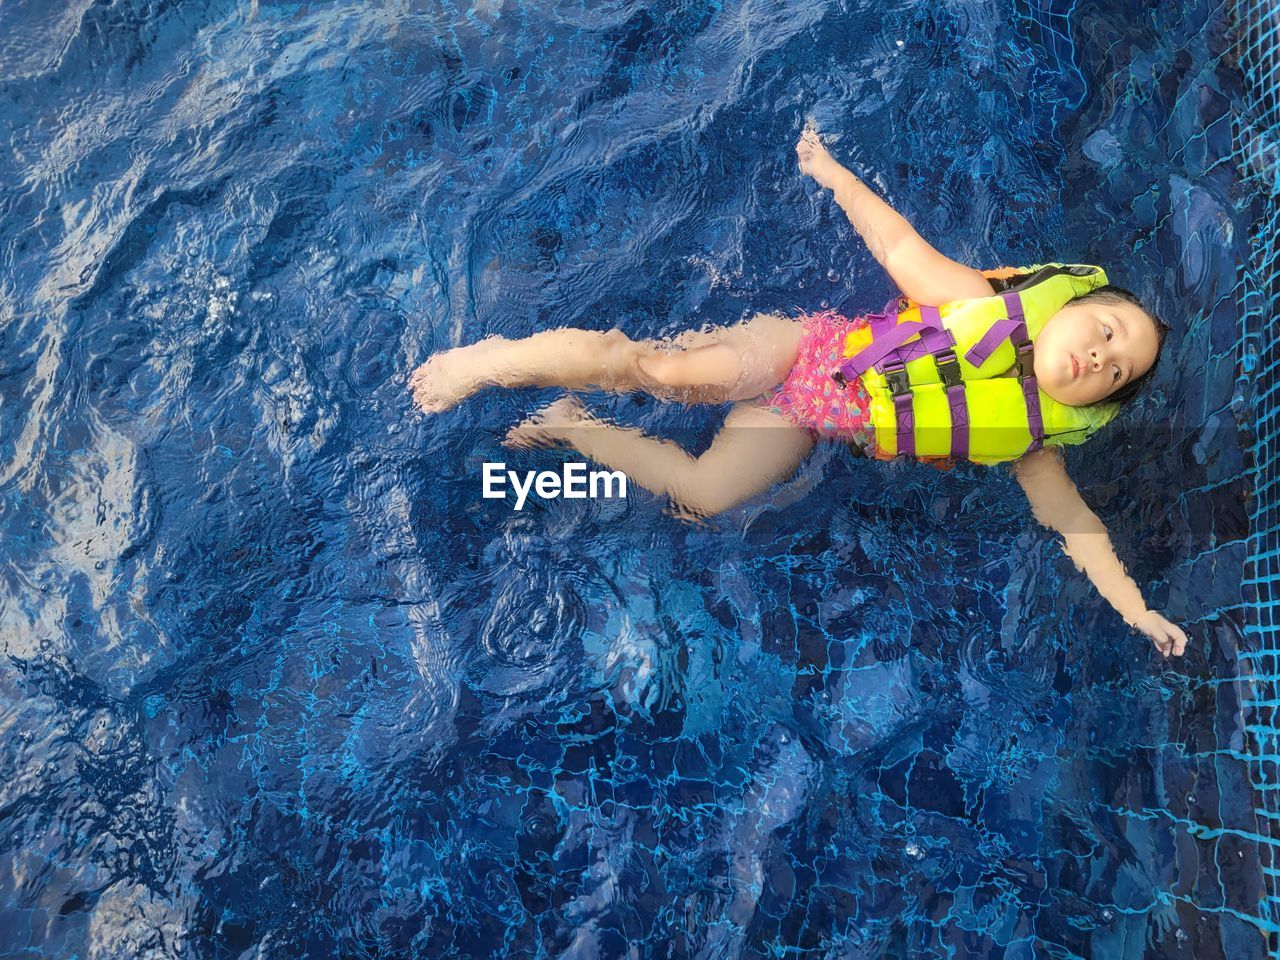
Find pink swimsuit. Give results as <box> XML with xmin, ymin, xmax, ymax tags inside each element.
<box><xmin>760</xmin><ymin>311</ymin><xmax>877</xmax><ymax>452</ymax></box>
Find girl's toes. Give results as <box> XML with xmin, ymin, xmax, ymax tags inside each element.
<box><xmin>539</xmin><ymin>394</ymin><xmax>590</xmax><ymax>425</ymax></box>
<box><xmin>412</xmin><ymin>384</ymin><xmax>449</xmax><ymax>415</ymax></box>
<box><xmin>504</xmin><ymin>428</ymin><xmax>549</xmax><ymax>450</ymax></box>
<box><xmin>503</xmin><ymin>396</ymin><xmax>589</xmax><ymax>448</ymax></box>
<box><xmin>503</xmin><ymin>420</ymin><xmax>529</xmax><ymax>444</ymax></box>
<box><xmin>408</xmin><ymin>353</ymin><xmax>477</xmax><ymax>414</ymax></box>
<box><xmin>503</xmin><ymin>420</ymin><xmax>553</xmax><ymax>450</ymax></box>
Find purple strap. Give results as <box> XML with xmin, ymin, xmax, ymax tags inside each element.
<box><xmin>894</xmin><ymin>391</ymin><xmax>915</xmax><ymax>458</ymax></box>
<box><xmin>1013</xmin><ymin>325</ymin><xmax>1045</xmax><ymax>451</ymax></box>
<box><xmin>946</xmin><ymin>382</ymin><xmax>968</xmax><ymax>460</ymax></box>
<box><xmin>869</xmin><ymin>306</ymin><xmax>899</xmax><ymax>335</ymax></box>
<box><xmin>963</xmin><ymin>292</ymin><xmax>1026</xmax><ymax>367</ymax></box>
<box><xmin>890</xmin><ymin>325</ymin><xmax>955</xmax><ymax>365</ymax></box>
<box><xmin>1003</xmin><ymin>290</ymin><xmax>1025</xmax><ymax>326</ymax></box>
<box><xmin>841</xmin><ymin>304</ymin><xmax>953</xmax><ymax>374</ymax></box>
<box><xmin>918</xmin><ymin>324</ymin><xmax>955</xmax><ymax>352</ymax></box>
<box><xmin>1023</xmin><ymin>381</ymin><xmax>1045</xmax><ymax>451</ymax></box>
<box><xmin>835</xmin><ymin>320</ymin><xmax>928</xmax><ymax>381</ymax></box>
<box><xmin>928</xmin><ymin>303</ymin><xmax>968</xmax><ymax>457</ymax></box>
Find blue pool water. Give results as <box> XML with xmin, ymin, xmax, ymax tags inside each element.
<box><xmin>0</xmin><ymin>0</ymin><xmax>1269</xmax><ymax>957</ymax></box>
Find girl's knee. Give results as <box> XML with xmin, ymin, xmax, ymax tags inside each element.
<box><xmin>598</xmin><ymin>329</ymin><xmax>646</xmax><ymax>384</ymax></box>
<box><xmin>668</xmin><ymin>462</ymin><xmax>757</xmax><ymax>517</ymax></box>
<box><xmin>600</xmin><ymin>328</ymin><xmax>632</xmax><ymax>349</ymax></box>
<box><xmin>636</xmin><ymin>343</ymin><xmax>741</xmax><ymax>388</ymax></box>
<box><xmin>635</xmin><ymin>350</ymin><xmax>682</xmax><ymax>386</ymax></box>
<box><xmin>570</xmin><ymin>328</ymin><xmax>641</xmax><ymax>371</ymax></box>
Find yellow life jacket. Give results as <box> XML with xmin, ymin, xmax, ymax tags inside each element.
<box><xmin>833</xmin><ymin>263</ymin><xmax>1121</xmax><ymax>465</ymax></box>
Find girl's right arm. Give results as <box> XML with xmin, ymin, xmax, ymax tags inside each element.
<box><xmin>796</xmin><ymin>128</ymin><xmax>993</xmax><ymax>306</ymax></box>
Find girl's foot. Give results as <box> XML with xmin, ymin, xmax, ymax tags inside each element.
<box><xmin>409</xmin><ymin>338</ymin><xmax>504</xmax><ymax>413</ymax></box>
<box><xmin>795</xmin><ymin>126</ymin><xmax>842</xmax><ymax>190</ymax></box>
<box><xmin>502</xmin><ymin>395</ymin><xmax>594</xmax><ymax>449</ymax></box>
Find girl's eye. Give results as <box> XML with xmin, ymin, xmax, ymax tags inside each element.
<box><xmin>1104</xmin><ymin>324</ymin><xmax>1114</xmax><ymax>341</ymax></box>
<box><xmin>1113</xmin><ymin>365</ymin><xmax>1121</xmax><ymax>382</ymax></box>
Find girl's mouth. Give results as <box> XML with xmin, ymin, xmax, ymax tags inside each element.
<box><xmin>1070</xmin><ymin>354</ymin><xmax>1080</xmax><ymax>379</ymax></box>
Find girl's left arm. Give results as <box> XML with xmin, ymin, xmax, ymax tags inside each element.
<box><xmin>795</xmin><ymin>128</ymin><xmax>993</xmax><ymax>305</ymax></box>
<box><xmin>1009</xmin><ymin>447</ymin><xmax>1189</xmax><ymax>657</ymax></box>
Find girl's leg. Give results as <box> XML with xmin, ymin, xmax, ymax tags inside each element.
<box><xmin>410</xmin><ymin>312</ymin><xmax>803</xmax><ymax>413</ymax></box>
<box><xmin>503</xmin><ymin>396</ymin><xmax>815</xmax><ymax>519</ymax></box>
<box><xmin>633</xmin><ymin>312</ymin><xmax>804</xmax><ymax>404</ymax></box>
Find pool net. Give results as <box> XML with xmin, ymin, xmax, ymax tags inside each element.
<box><xmin>1236</xmin><ymin>0</ymin><xmax>1280</xmax><ymax>950</ymax></box>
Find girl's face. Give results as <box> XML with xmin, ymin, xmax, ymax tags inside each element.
<box><xmin>1032</xmin><ymin>298</ymin><xmax>1159</xmax><ymax>406</ymax></box>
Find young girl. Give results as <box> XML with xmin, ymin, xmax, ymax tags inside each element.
<box><xmin>409</xmin><ymin>128</ymin><xmax>1188</xmax><ymax>658</ymax></box>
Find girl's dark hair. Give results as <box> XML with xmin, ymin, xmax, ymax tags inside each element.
<box><xmin>1071</xmin><ymin>284</ymin><xmax>1169</xmax><ymax>406</ymax></box>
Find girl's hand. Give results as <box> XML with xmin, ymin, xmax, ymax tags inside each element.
<box><xmin>1130</xmin><ymin>610</ymin><xmax>1189</xmax><ymax>657</ymax></box>
<box><xmin>796</xmin><ymin>126</ymin><xmax>842</xmax><ymax>189</ymax></box>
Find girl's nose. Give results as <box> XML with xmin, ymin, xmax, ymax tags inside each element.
<box><xmin>1088</xmin><ymin>347</ymin><xmax>1101</xmax><ymax>370</ymax></box>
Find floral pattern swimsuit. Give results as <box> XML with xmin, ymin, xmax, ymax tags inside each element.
<box><xmin>759</xmin><ymin>311</ymin><xmax>877</xmax><ymax>453</ymax></box>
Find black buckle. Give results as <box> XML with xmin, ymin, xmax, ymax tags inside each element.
<box><xmin>831</xmin><ymin>368</ymin><xmax>848</xmax><ymax>387</ymax></box>
<box><xmin>934</xmin><ymin>349</ymin><xmax>962</xmax><ymax>389</ymax></box>
<box><xmin>1013</xmin><ymin>338</ymin><xmax>1034</xmax><ymax>378</ymax></box>
<box><xmin>883</xmin><ymin>362</ymin><xmax>911</xmax><ymax>397</ymax></box>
